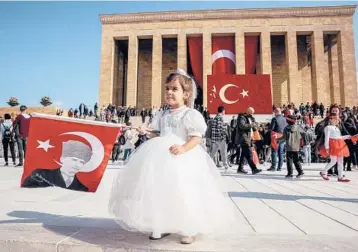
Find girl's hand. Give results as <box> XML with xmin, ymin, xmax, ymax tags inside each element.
<box><xmin>169</xmin><ymin>144</ymin><xmax>186</xmax><ymax>155</ymax></box>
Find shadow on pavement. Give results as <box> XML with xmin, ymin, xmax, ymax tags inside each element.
<box><xmin>0</xmin><ymin>210</ymin><xmax>162</xmax><ymax>248</ymax></box>
<box><xmin>229</xmin><ymin>191</ymin><xmax>358</xmax><ymax>203</ymax></box>
<box><xmin>0</xmin><ymin>210</ymin><xmax>200</xmax><ymax>249</ymax></box>
<box><xmin>222</xmin><ymin>173</ymin><xmax>319</xmax><ymax>181</ymax></box>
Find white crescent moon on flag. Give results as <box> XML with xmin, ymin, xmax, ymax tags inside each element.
<box><xmin>212</xmin><ymin>50</ymin><xmax>236</xmax><ymax>65</ymax></box>
<box><xmin>219</xmin><ymin>84</ymin><xmax>240</xmax><ymax>105</ymax></box>
<box><xmin>60</xmin><ymin>132</ymin><xmax>105</xmax><ymax>173</ymax></box>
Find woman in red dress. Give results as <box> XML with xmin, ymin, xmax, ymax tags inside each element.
<box><xmin>319</xmin><ymin>113</ymin><xmax>351</xmax><ymax>182</ymax></box>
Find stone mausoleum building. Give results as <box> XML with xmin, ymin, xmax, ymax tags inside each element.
<box><xmin>99</xmin><ymin>5</ymin><xmax>357</xmax><ymax>111</ymax></box>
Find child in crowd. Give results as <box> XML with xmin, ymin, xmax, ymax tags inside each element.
<box><xmin>280</xmin><ymin>115</ymin><xmax>304</xmax><ymax>178</ymax></box>
<box><xmin>109</xmin><ymin>69</ymin><xmax>236</xmax><ymax>244</ymax></box>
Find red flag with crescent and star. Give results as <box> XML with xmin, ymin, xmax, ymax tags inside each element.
<box><xmin>21</xmin><ymin>114</ymin><xmax>121</xmax><ymax>192</ymax></box>
<box><xmin>207</xmin><ymin>74</ymin><xmax>273</xmax><ymax>114</ymax></box>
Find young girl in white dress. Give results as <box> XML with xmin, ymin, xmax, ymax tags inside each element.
<box><xmin>109</xmin><ymin>69</ymin><xmax>237</xmax><ymax>244</ymax></box>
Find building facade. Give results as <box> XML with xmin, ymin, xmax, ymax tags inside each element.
<box><xmin>99</xmin><ymin>5</ymin><xmax>357</xmax><ymax>110</ymax></box>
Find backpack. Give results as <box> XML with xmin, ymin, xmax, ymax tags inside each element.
<box><xmin>3</xmin><ymin>125</ymin><xmax>15</xmax><ymax>141</ymax></box>
<box><xmin>119</xmin><ymin>135</ymin><xmax>126</xmax><ymax>145</ymax></box>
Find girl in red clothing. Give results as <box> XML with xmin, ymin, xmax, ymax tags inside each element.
<box><xmin>319</xmin><ymin>113</ymin><xmax>351</xmax><ymax>182</ymax></box>
<box><xmin>308</xmin><ymin>111</ymin><xmax>314</xmax><ymax>128</ymax></box>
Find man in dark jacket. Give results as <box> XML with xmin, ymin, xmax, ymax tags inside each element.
<box><xmin>235</xmin><ymin>107</ymin><xmax>262</xmax><ymax>175</ymax></box>
<box><xmin>268</xmin><ymin>108</ymin><xmax>287</xmax><ymax>171</ymax></box>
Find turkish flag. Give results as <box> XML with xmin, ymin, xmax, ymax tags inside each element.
<box><xmin>21</xmin><ymin>114</ymin><xmax>121</xmax><ymax>192</ymax></box>
<box><xmin>207</xmin><ymin>74</ymin><xmax>273</xmax><ymax>114</ymax></box>
<box><xmin>212</xmin><ymin>36</ymin><xmax>235</xmax><ymax>75</ymax></box>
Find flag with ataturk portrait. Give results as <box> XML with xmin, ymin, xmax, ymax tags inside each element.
<box><xmin>21</xmin><ymin>113</ymin><xmax>122</xmax><ymax>192</ymax></box>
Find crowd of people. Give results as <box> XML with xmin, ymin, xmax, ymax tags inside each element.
<box><xmin>109</xmin><ymin>100</ymin><xmax>358</xmax><ymax>184</ymax></box>
<box><xmin>1</xmin><ymin>100</ymin><xmax>357</xmax><ymax>176</ymax></box>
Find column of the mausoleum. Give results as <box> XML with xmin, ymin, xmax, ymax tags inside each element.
<box><xmin>311</xmin><ymin>30</ymin><xmax>328</xmax><ymax>105</ymax></box>
<box><xmin>203</xmin><ymin>31</ymin><xmax>212</xmax><ymax>107</ymax></box>
<box><xmin>235</xmin><ymin>30</ymin><xmax>245</xmax><ymax>74</ymax></box>
<box><xmin>126</xmin><ymin>34</ymin><xmax>138</xmax><ymax>107</ymax></box>
<box><xmin>338</xmin><ymin>27</ymin><xmax>358</xmax><ymax>107</ymax></box>
<box><xmin>260</xmin><ymin>31</ymin><xmax>273</xmax><ymax>95</ymax></box>
<box><xmin>285</xmin><ymin>31</ymin><xmax>301</xmax><ymax>104</ymax></box>
<box><xmin>328</xmin><ymin>35</ymin><xmax>341</xmax><ymax>105</ymax></box>
<box><xmin>99</xmin><ymin>34</ymin><xmax>114</xmax><ymax>107</ymax></box>
<box><xmin>177</xmin><ymin>32</ymin><xmax>187</xmax><ymax>72</ymax></box>
<box><xmin>152</xmin><ymin>33</ymin><xmax>162</xmax><ymax>108</ymax></box>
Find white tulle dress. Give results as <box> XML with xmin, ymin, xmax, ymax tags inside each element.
<box><xmin>108</xmin><ymin>106</ymin><xmax>237</xmax><ymax>237</ymax></box>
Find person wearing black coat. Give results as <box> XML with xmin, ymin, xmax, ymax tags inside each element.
<box><xmin>140</xmin><ymin>109</ymin><xmax>147</xmax><ymax>124</ymax></box>
<box><xmin>342</xmin><ymin>113</ymin><xmax>357</xmax><ymax>171</ymax></box>
<box><xmin>125</xmin><ymin>107</ymin><xmax>131</xmax><ymax>123</ymax></box>
<box><xmin>234</xmin><ymin>107</ymin><xmax>262</xmax><ymax>175</ymax></box>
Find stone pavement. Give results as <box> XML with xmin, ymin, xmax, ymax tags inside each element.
<box><xmin>0</xmin><ymin>159</ymin><xmax>358</xmax><ymax>252</ymax></box>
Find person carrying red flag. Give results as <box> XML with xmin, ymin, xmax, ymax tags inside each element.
<box><xmin>109</xmin><ymin>69</ymin><xmax>237</xmax><ymax>245</ymax></box>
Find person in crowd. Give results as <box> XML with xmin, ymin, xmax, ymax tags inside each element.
<box><xmin>94</xmin><ymin>102</ymin><xmax>98</xmax><ymax>117</ymax></box>
<box><xmin>209</xmin><ymin>106</ymin><xmax>229</xmax><ymax>170</ymax></box>
<box><xmin>235</xmin><ymin>107</ymin><xmax>262</xmax><ymax>175</ymax></box>
<box><xmin>342</xmin><ymin>111</ymin><xmax>358</xmax><ymax>171</ymax></box>
<box><xmin>12</xmin><ymin>105</ymin><xmax>30</xmax><ymax>167</ymax></box>
<box><xmin>301</xmin><ymin>125</ymin><xmax>314</xmax><ymax>166</ymax></box>
<box><xmin>125</xmin><ymin>106</ymin><xmax>131</xmax><ymax>123</ymax></box>
<box><xmin>268</xmin><ymin>108</ymin><xmax>287</xmax><ymax>171</ymax></box>
<box><xmin>278</xmin><ymin>115</ymin><xmax>304</xmax><ymax>178</ymax></box>
<box><xmin>123</xmin><ymin>125</ymin><xmax>135</xmax><ymax>161</ymax></box>
<box><xmin>140</xmin><ymin>108</ymin><xmax>147</xmax><ymax>124</ymax></box>
<box><xmin>319</xmin><ymin>112</ymin><xmax>351</xmax><ymax>182</ymax></box>
<box><xmin>0</xmin><ymin>113</ymin><xmax>16</xmax><ymax>166</ymax></box>
<box><xmin>109</xmin><ymin>69</ymin><xmax>236</xmax><ymax>245</ymax></box>
<box><xmin>315</xmin><ymin>104</ymin><xmax>349</xmax><ymax>176</ymax></box>
<box><xmin>202</xmin><ymin>107</ymin><xmax>210</xmax><ymax>124</ymax></box>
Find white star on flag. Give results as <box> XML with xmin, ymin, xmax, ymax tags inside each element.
<box><xmin>37</xmin><ymin>139</ymin><xmax>54</xmax><ymax>152</ymax></box>
<box><xmin>240</xmin><ymin>89</ymin><xmax>249</xmax><ymax>98</ymax></box>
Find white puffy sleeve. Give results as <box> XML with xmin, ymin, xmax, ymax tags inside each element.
<box><xmin>149</xmin><ymin>110</ymin><xmax>164</xmax><ymax>132</ymax></box>
<box><xmin>184</xmin><ymin>109</ymin><xmax>207</xmax><ymax>138</ymax></box>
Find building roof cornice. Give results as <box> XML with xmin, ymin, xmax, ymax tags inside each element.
<box><xmin>100</xmin><ymin>5</ymin><xmax>356</xmax><ymax>24</ymax></box>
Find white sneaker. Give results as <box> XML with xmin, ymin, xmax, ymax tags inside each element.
<box><xmin>181</xmin><ymin>236</ymin><xmax>195</xmax><ymax>244</ymax></box>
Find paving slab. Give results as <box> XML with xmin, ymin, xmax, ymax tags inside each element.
<box><xmin>0</xmin><ymin>159</ymin><xmax>358</xmax><ymax>251</ymax></box>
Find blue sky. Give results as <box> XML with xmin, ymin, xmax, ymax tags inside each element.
<box><xmin>0</xmin><ymin>1</ymin><xmax>357</xmax><ymax>110</ymax></box>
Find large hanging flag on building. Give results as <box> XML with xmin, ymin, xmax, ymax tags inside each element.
<box><xmin>207</xmin><ymin>74</ymin><xmax>273</xmax><ymax>114</ymax></box>
<box><xmin>212</xmin><ymin>36</ymin><xmax>235</xmax><ymax>74</ymax></box>
<box><xmin>21</xmin><ymin>114</ymin><xmax>121</xmax><ymax>192</ymax></box>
